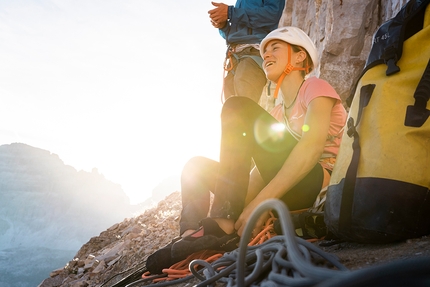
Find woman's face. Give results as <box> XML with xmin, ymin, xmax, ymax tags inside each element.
<box><xmin>262</xmin><ymin>40</ymin><xmax>291</xmax><ymax>82</ymax></box>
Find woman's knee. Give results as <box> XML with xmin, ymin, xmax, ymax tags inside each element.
<box><xmin>222</xmin><ymin>96</ymin><xmax>251</xmax><ymax>112</ymax></box>
<box><xmin>182</xmin><ymin>156</ymin><xmax>206</xmax><ymax>176</ymax></box>
<box><xmin>181</xmin><ymin>156</ymin><xmax>218</xmax><ymax>182</ymax></box>
<box><xmin>221</xmin><ymin>96</ymin><xmax>257</xmax><ymax>126</ymax></box>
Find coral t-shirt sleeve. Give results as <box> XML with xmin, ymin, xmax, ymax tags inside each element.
<box><xmin>302</xmin><ymin>77</ymin><xmax>341</xmax><ymax>106</ymax></box>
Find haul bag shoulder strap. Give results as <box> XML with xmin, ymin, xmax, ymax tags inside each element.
<box><xmin>405</xmin><ymin>59</ymin><xmax>430</xmax><ymax>127</ymax></box>
<box><xmin>346</xmin><ymin>0</ymin><xmax>430</xmax><ymax>107</ymax></box>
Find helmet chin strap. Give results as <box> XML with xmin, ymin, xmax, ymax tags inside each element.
<box><xmin>273</xmin><ymin>44</ymin><xmax>311</xmax><ymax>99</ymax></box>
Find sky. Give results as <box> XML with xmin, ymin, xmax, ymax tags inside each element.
<box><xmin>0</xmin><ymin>0</ymin><xmax>236</xmax><ymax>204</ymax></box>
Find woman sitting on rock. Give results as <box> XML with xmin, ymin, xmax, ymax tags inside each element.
<box><xmin>147</xmin><ymin>27</ymin><xmax>347</xmax><ymax>273</ymax></box>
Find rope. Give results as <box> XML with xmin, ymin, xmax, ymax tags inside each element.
<box><xmin>141</xmin><ymin>249</ymin><xmax>223</xmax><ymax>283</ymax></box>
<box><xmin>117</xmin><ymin>199</ymin><xmax>430</xmax><ymax>287</ymax></box>
<box><xmin>188</xmin><ymin>199</ymin><xmax>349</xmax><ymax>287</ymax></box>
<box><xmin>140</xmin><ymin>209</ymin><xmax>328</xmax><ymax>286</ymax></box>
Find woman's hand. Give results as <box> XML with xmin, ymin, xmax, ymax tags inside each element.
<box><xmin>235</xmin><ymin>200</ymin><xmax>270</xmax><ymax>237</ymax></box>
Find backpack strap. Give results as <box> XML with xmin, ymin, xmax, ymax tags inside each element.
<box><xmin>405</xmin><ymin>59</ymin><xmax>430</xmax><ymax>127</ymax></box>
<box><xmin>338</xmin><ymin>84</ymin><xmax>375</xmax><ymax>232</ymax></box>
<box><xmin>346</xmin><ymin>0</ymin><xmax>430</xmax><ymax>107</ymax></box>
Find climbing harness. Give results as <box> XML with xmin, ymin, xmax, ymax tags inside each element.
<box><xmin>224</xmin><ymin>46</ymin><xmax>264</xmax><ymax>73</ymax></box>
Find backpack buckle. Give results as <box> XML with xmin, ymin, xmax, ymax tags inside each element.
<box><xmin>346</xmin><ymin>117</ymin><xmax>356</xmax><ymax>138</ymax></box>
<box><xmin>383</xmin><ymin>46</ymin><xmax>401</xmax><ymax>75</ymax></box>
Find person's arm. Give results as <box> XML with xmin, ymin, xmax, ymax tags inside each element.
<box><xmin>209</xmin><ymin>2</ymin><xmax>229</xmax><ymax>28</ymax></box>
<box><xmin>234</xmin><ymin>96</ymin><xmax>336</xmax><ymax>236</ymax></box>
<box><xmin>227</xmin><ymin>0</ymin><xmax>284</xmax><ymax>28</ymax></box>
<box><xmin>216</xmin><ymin>0</ymin><xmax>284</xmax><ymax>40</ymax></box>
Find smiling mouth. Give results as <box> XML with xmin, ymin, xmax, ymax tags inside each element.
<box><xmin>265</xmin><ymin>61</ymin><xmax>275</xmax><ymax>68</ymax></box>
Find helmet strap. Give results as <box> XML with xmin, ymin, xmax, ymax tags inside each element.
<box><xmin>273</xmin><ymin>44</ymin><xmax>310</xmax><ymax>99</ymax></box>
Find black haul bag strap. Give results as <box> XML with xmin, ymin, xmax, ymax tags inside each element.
<box><xmin>346</xmin><ymin>0</ymin><xmax>430</xmax><ymax>107</ymax></box>
<box><xmin>338</xmin><ymin>84</ymin><xmax>375</xmax><ymax>232</ymax></box>
<box><xmin>405</xmin><ymin>59</ymin><xmax>430</xmax><ymax>127</ymax></box>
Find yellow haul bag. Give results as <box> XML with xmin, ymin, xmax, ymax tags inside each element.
<box><xmin>325</xmin><ymin>0</ymin><xmax>430</xmax><ymax>243</ymax></box>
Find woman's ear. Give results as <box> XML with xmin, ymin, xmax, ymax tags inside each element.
<box><xmin>295</xmin><ymin>50</ymin><xmax>307</xmax><ymax>65</ymax></box>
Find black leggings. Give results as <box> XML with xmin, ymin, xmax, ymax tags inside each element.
<box><xmin>180</xmin><ymin>97</ymin><xmax>324</xmax><ymax>234</ymax></box>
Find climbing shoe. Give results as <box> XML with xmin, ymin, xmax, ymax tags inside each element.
<box><xmin>145</xmin><ymin>236</ymin><xmax>181</xmax><ymax>275</ymax></box>
<box><xmin>171</xmin><ymin>217</ymin><xmax>240</xmax><ymax>261</ymax></box>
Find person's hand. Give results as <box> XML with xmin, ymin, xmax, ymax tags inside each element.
<box><xmin>234</xmin><ymin>201</ymin><xmax>270</xmax><ymax>237</ymax></box>
<box><xmin>210</xmin><ymin>19</ymin><xmax>226</xmax><ymax>28</ymax></box>
<box><xmin>208</xmin><ymin>2</ymin><xmax>229</xmax><ymax>24</ymax></box>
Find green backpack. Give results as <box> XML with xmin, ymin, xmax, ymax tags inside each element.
<box><xmin>325</xmin><ymin>0</ymin><xmax>430</xmax><ymax>243</ymax></box>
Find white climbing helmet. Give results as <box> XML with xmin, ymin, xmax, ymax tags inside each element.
<box><xmin>260</xmin><ymin>26</ymin><xmax>319</xmax><ymax>72</ymax></box>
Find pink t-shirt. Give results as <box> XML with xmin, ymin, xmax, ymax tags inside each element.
<box><xmin>270</xmin><ymin>77</ymin><xmax>347</xmax><ymax>170</ymax></box>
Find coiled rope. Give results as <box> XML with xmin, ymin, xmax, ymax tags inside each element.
<box><xmin>189</xmin><ymin>199</ymin><xmax>349</xmax><ymax>287</ymax></box>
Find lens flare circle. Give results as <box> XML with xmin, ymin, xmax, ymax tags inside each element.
<box><xmin>254</xmin><ymin>115</ymin><xmax>289</xmax><ymax>152</ymax></box>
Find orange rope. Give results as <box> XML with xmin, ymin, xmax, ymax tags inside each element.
<box><xmin>248</xmin><ymin>212</ymin><xmax>277</xmax><ymax>246</ymax></box>
<box><xmin>144</xmin><ymin>249</ymin><xmax>224</xmax><ymax>282</ymax></box>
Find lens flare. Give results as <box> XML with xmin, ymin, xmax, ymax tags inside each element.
<box><xmin>254</xmin><ymin>115</ymin><xmax>291</xmax><ymax>152</ymax></box>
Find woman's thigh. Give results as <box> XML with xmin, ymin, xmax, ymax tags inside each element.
<box><xmin>280</xmin><ymin>163</ymin><xmax>325</xmax><ymax>211</ymax></box>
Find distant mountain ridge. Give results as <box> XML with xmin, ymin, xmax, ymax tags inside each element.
<box><xmin>0</xmin><ymin>143</ymin><xmax>138</xmax><ymax>287</ymax></box>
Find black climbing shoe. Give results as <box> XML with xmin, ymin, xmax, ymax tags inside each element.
<box><xmin>146</xmin><ymin>236</ymin><xmax>181</xmax><ymax>275</ymax></box>
<box><xmin>171</xmin><ymin>218</ymin><xmax>240</xmax><ymax>261</ymax></box>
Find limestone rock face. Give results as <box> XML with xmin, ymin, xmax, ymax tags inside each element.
<box><xmin>278</xmin><ymin>0</ymin><xmax>408</xmax><ymax>102</ymax></box>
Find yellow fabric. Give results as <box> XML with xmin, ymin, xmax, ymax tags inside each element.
<box><xmin>330</xmin><ymin>6</ymin><xmax>430</xmax><ymax>189</ymax></box>
<box><xmin>425</xmin><ymin>5</ymin><xmax>430</xmax><ymax>27</ymax></box>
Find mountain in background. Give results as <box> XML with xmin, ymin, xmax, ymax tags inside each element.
<box><xmin>0</xmin><ymin>143</ymin><xmax>139</xmax><ymax>287</ymax></box>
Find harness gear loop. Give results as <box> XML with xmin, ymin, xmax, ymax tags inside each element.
<box><xmin>224</xmin><ymin>49</ymin><xmax>234</xmax><ymax>72</ymax></box>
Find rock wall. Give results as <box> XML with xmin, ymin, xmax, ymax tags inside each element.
<box><xmin>279</xmin><ymin>0</ymin><xmax>409</xmax><ymax>102</ymax></box>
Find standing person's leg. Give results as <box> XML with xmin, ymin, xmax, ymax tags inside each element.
<box><xmin>233</xmin><ymin>56</ymin><xmax>266</xmax><ymax>102</ymax></box>
<box><xmin>223</xmin><ymin>60</ymin><xmax>237</xmax><ymax>100</ymax></box>
<box><xmin>223</xmin><ymin>49</ymin><xmax>266</xmax><ymax>103</ymax></box>
<box><xmin>179</xmin><ymin>156</ymin><xmax>219</xmax><ymax>236</ymax></box>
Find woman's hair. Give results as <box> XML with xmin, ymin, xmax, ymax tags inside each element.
<box><xmin>291</xmin><ymin>44</ymin><xmax>314</xmax><ymax>77</ymax></box>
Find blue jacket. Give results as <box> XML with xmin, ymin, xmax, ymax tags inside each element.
<box><xmin>219</xmin><ymin>0</ymin><xmax>285</xmax><ymax>46</ymax></box>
